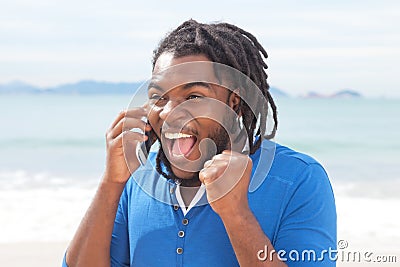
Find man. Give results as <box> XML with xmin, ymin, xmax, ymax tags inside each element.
<box><xmin>63</xmin><ymin>20</ymin><xmax>336</xmax><ymax>266</ymax></box>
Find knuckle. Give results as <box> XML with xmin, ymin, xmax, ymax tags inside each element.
<box><xmin>106</xmin><ymin>130</ymin><xmax>112</xmax><ymax>140</ymax></box>
<box><xmin>222</xmin><ymin>158</ymin><xmax>230</xmax><ymax>165</ymax></box>
<box><xmin>207</xmin><ymin>168</ymin><xmax>218</xmax><ymax>178</ymax></box>
<box><xmin>247</xmin><ymin>157</ymin><xmax>253</xmax><ymax>166</ymax></box>
<box><xmin>107</xmin><ymin>139</ymin><xmax>116</xmax><ymax>150</ymax></box>
<box><xmin>204</xmin><ymin>159</ymin><xmax>213</xmax><ymax>168</ymax></box>
<box><xmin>213</xmin><ymin>154</ymin><xmax>225</xmax><ymax>160</ymax></box>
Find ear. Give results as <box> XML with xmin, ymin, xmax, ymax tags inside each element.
<box><xmin>228</xmin><ymin>89</ymin><xmax>242</xmax><ymax>116</ymax></box>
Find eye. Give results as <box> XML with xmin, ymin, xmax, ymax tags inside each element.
<box><xmin>149</xmin><ymin>94</ymin><xmax>167</xmax><ymax>106</ymax></box>
<box><xmin>187</xmin><ymin>95</ymin><xmax>203</xmax><ymax>101</ymax></box>
<box><xmin>149</xmin><ymin>94</ymin><xmax>161</xmax><ymax>100</ymax></box>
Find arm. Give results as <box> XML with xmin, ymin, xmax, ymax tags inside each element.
<box><xmin>199</xmin><ymin>151</ymin><xmax>287</xmax><ymax>267</ymax></box>
<box><xmin>65</xmin><ymin>180</ymin><xmax>126</xmax><ymax>267</ymax></box>
<box><xmin>65</xmin><ymin>108</ymin><xmax>151</xmax><ymax>267</ymax></box>
<box><xmin>221</xmin><ymin>206</ymin><xmax>287</xmax><ymax>267</ymax></box>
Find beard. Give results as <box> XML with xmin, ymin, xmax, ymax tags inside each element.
<box><xmin>156</xmin><ymin>123</ymin><xmax>230</xmax><ymax>187</ymax></box>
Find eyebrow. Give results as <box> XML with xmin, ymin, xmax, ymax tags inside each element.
<box><xmin>183</xmin><ymin>82</ymin><xmax>212</xmax><ymax>90</ymax></box>
<box><xmin>148</xmin><ymin>81</ymin><xmax>212</xmax><ymax>92</ymax></box>
<box><xmin>147</xmin><ymin>82</ymin><xmax>164</xmax><ymax>92</ymax></box>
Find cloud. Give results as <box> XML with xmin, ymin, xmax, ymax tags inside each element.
<box><xmin>0</xmin><ymin>0</ymin><xmax>399</xmax><ymax>96</ymax></box>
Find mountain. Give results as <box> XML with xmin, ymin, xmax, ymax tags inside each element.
<box><xmin>269</xmin><ymin>86</ymin><xmax>289</xmax><ymax>98</ymax></box>
<box><xmin>0</xmin><ymin>81</ymin><xmax>292</xmax><ymax>97</ymax></box>
<box><xmin>331</xmin><ymin>89</ymin><xmax>362</xmax><ymax>98</ymax></box>
<box><xmin>1</xmin><ymin>81</ymin><xmax>361</xmax><ymax>99</ymax></box>
<box><xmin>45</xmin><ymin>80</ymin><xmax>143</xmax><ymax>95</ymax></box>
<box><xmin>0</xmin><ymin>80</ymin><xmax>144</xmax><ymax>95</ymax></box>
<box><xmin>303</xmin><ymin>89</ymin><xmax>362</xmax><ymax>99</ymax></box>
<box><xmin>0</xmin><ymin>81</ymin><xmax>40</xmax><ymax>94</ymax></box>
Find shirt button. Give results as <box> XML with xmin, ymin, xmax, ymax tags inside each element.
<box><xmin>173</xmin><ymin>204</ymin><xmax>179</xmax><ymax>211</ymax></box>
<box><xmin>170</xmin><ymin>187</ymin><xmax>175</xmax><ymax>194</ymax></box>
<box><xmin>176</xmin><ymin>247</ymin><xmax>183</xmax><ymax>254</ymax></box>
<box><xmin>182</xmin><ymin>218</ymin><xmax>189</xmax><ymax>225</ymax></box>
<box><xmin>178</xmin><ymin>231</ymin><xmax>185</xmax><ymax>237</ymax></box>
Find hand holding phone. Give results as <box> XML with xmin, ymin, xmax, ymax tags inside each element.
<box><xmin>136</xmin><ymin>122</ymin><xmax>156</xmax><ymax>166</ymax></box>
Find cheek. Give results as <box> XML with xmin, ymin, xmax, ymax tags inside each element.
<box><xmin>147</xmin><ymin>109</ymin><xmax>161</xmax><ymax>133</ymax></box>
<box><xmin>198</xmin><ymin>119</ymin><xmax>222</xmax><ymax>136</ymax></box>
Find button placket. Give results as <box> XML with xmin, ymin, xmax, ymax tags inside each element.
<box><xmin>176</xmin><ymin>217</ymin><xmax>188</xmax><ymax>259</ymax></box>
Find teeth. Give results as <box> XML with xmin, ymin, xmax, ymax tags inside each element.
<box><xmin>165</xmin><ymin>132</ymin><xmax>193</xmax><ymax>139</ymax></box>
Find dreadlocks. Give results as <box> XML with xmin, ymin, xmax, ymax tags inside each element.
<box><xmin>152</xmin><ymin>19</ymin><xmax>278</xmax><ymax>178</ymax></box>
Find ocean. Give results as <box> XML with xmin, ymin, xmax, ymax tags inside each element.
<box><xmin>1</xmin><ymin>95</ymin><xmax>399</xmax><ymax>251</ymax></box>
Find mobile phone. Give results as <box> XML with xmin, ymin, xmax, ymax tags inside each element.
<box><xmin>136</xmin><ymin>126</ymin><xmax>155</xmax><ymax>166</ymax></box>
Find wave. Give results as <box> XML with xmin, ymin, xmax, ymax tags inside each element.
<box><xmin>0</xmin><ymin>137</ymin><xmax>104</xmax><ymax>149</ymax></box>
<box><xmin>0</xmin><ymin>170</ymin><xmax>99</xmax><ymax>191</ymax></box>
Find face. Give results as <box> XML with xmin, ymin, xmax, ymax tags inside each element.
<box><xmin>147</xmin><ymin>53</ymin><xmax>240</xmax><ymax>185</ymax></box>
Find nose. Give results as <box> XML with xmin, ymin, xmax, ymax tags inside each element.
<box><xmin>159</xmin><ymin>99</ymin><xmax>187</xmax><ymax>122</ymax></box>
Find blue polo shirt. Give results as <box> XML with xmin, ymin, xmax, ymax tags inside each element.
<box><xmin>63</xmin><ymin>141</ymin><xmax>337</xmax><ymax>266</ymax></box>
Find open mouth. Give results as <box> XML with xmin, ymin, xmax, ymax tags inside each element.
<box><xmin>164</xmin><ymin>132</ymin><xmax>197</xmax><ymax>158</ymax></box>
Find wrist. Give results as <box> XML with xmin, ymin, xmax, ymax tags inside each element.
<box><xmin>98</xmin><ymin>176</ymin><xmax>127</xmax><ymax>199</ymax></box>
<box><xmin>219</xmin><ymin>205</ymin><xmax>253</xmax><ymax>226</ymax></box>
<box><xmin>102</xmin><ymin>169</ymin><xmax>131</xmax><ymax>185</ymax></box>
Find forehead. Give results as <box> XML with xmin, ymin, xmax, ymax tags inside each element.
<box><xmin>152</xmin><ymin>53</ymin><xmax>227</xmax><ymax>92</ymax></box>
<box><xmin>153</xmin><ymin>53</ymin><xmax>211</xmax><ymax>73</ymax></box>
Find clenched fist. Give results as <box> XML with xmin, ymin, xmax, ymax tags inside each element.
<box><xmin>199</xmin><ymin>150</ymin><xmax>252</xmax><ymax>218</ymax></box>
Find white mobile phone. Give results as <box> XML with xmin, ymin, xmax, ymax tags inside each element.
<box><xmin>136</xmin><ymin>127</ymin><xmax>154</xmax><ymax>166</ymax></box>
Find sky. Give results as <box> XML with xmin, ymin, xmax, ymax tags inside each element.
<box><xmin>0</xmin><ymin>0</ymin><xmax>399</xmax><ymax>97</ymax></box>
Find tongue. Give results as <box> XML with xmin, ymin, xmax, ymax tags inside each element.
<box><xmin>172</xmin><ymin>137</ymin><xmax>196</xmax><ymax>156</ymax></box>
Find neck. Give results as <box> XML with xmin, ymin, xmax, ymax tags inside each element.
<box><xmin>176</xmin><ymin>178</ymin><xmax>201</xmax><ymax>187</ymax></box>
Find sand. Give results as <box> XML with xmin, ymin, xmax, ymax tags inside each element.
<box><xmin>0</xmin><ymin>241</ymin><xmax>397</xmax><ymax>266</ymax></box>
<box><xmin>0</xmin><ymin>242</ymin><xmax>68</xmax><ymax>267</ymax></box>
<box><xmin>0</xmin><ymin>193</ymin><xmax>399</xmax><ymax>266</ymax></box>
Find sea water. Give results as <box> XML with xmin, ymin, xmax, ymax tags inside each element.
<box><xmin>0</xmin><ymin>95</ymin><xmax>399</xmax><ymax>251</ymax></box>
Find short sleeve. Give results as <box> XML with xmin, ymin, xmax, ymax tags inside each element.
<box><xmin>62</xmin><ymin>252</ymin><xmax>68</xmax><ymax>267</ymax></box>
<box><xmin>110</xmin><ymin>182</ymin><xmax>131</xmax><ymax>267</ymax></box>
<box><xmin>274</xmin><ymin>163</ymin><xmax>337</xmax><ymax>266</ymax></box>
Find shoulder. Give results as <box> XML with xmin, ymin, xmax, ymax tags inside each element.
<box><xmin>249</xmin><ymin>140</ymin><xmax>333</xmax><ymax>196</ymax></box>
<box><xmin>268</xmin><ymin>142</ymin><xmax>329</xmax><ymax>184</ymax></box>
<box><xmin>249</xmin><ymin>141</ymin><xmax>336</xmax><ymax>250</ymax></box>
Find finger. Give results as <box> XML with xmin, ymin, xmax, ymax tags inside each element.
<box><xmin>111</xmin><ymin>130</ymin><xmax>148</xmax><ymax>149</ymax></box>
<box><xmin>125</xmin><ymin>107</ymin><xmax>148</xmax><ymax>118</ymax></box>
<box><xmin>202</xmin><ymin>153</ymin><xmax>232</xmax><ymax>172</ymax></box>
<box><xmin>199</xmin><ymin>163</ymin><xmax>228</xmax><ymax>184</ymax></box>
<box><xmin>109</xmin><ymin>110</ymin><xmax>126</xmax><ymax>130</ymax></box>
<box><xmin>221</xmin><ymin>150</ymin><xmax>235</xmax><ymax>156</ymax></box>
<box><xmin>121</xmin><ymin>117</ymin><xmax>149</xmax><ymax>132</ymax></box>
<box><xmin>122</xmin><ymin>130</ymin><xmax>148</xmax><ymax>143</ymax></box>
<box><xmin>142</xmin><ymin>101</ymin><xmax>150</xmax><ymax>111</ymax></box>
<box><xmin>203</xmin><ymin>159</ymin><xmax>214</xmax><ymax>169</ymax></box>
<box><xmin>109</xmin><ymin>108</ymin><xmax>148</xmax><ymax>130</ymax></box>
<box><xmin>199</xmin><ymin>167</ymin><xmax>218</xmax><ymax>184</ymax></box>
<box><xmin>109</xmin><ymin>117</ymin><xmax>149</xmax><ymax>140</ymax></box>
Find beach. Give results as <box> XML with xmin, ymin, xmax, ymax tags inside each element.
<box><xmin>1</xmin><ymin>195</ymin><xmax>399</xmax><ymax>266</ymax></box>
<box><xmin>0</xmin><ymin>95</ymin><xmax>399</xmax><ymax>266</ymax></box>
<box><xmin>0</xmin><ymin>242</ymin><xmax>68</xmax><ymax>267</ymax></box>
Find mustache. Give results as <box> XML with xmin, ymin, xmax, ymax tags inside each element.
<box><xmin>159</xmin><ymin>124</ymin><xmax>199</xmax><ymax>137</ymax></box>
